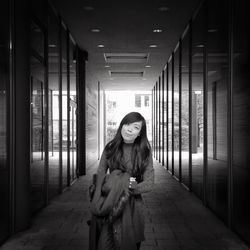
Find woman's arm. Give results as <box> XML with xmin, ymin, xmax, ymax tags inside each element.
<box><xmin>89</xmin><ymin>150</ymin><xmax>109</xmax><ymax>201</ymax></box>
<box><xmin>131</xmin><ymin>152</ymin><xmax>154</xmax><ymax>195</ymax></box>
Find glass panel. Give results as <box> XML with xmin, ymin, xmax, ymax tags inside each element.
<box><xmin>69</xmin><ymin>39</ymin><xmax>77</xmax><ymax>182</ymax></box>
<box><xmin>153</xmin><ymin>87</ymin><xmax>156</xmax><ymax>156</ymax></box>
<box><xmin>48</xmin><ymin>7</ymin><xmax>60</xmax><ymax>198</ymax></box>
<box><xmin>181</xmin><ymin>28</ymin><xmax>190</xmax><ymax>188</ymax></box>
<box><xmin>174</xmin><ymin>46</ymin><xmax>180</xmax><ymax>179</ymax></box>
<box><xmin>164</xmin><ymin>69</ymin><xmax>168</xmax><ymax>169</ymax></box>
<box><xmin>156</xmin><ymin>83</ymin><xmax>158</xmax><ymax>159</ymax></box>
<box><xmin>191</xmin><ymin>6</ymin><xmax>206</xmax><ymax>199</ymax></box>
<box><xmin>0</xmin><ymin>0</ymin><xmax>10</xmax><ymax>241</ymax></box>
<box><xmin>30</xmin><ymin>56</ymin><xmax>46</xmax><ymax>212</ymax></box>
<box><xmin>159</xmin><ymin>79</ymin><xmax>162</xmax><ymax>163</ymax></box>
<box><xmin>30</xmin><ymin>21</ymin><xmax>44</xmax><ymax>59</ymax></box>
<box><xmin>232</xmin><ymin>0</ymin><xmax>250</xmax><ymax>243</ymax></box>
<box><xmin>207</xmin><ymin>0</ymin><xmax>229</xmax><ymax>222</ymax></box>
<box><xmin>61</xmin><ymin>27</ymin><xmax>68</xmax><ymax>188</ymax></box>
<box><xmin>168</xmin><ymin>59</ymin><xmax>173</xmax><ymax>173</ymax></box>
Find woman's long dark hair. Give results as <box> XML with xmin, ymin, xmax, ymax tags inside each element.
<box><xmin>105</xmin><ymin>112</ymin><xmax>151</xmax><ymax>177</ymax></box>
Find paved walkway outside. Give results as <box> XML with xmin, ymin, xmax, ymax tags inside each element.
<box><xmin>1</xmin><ymin>159</ymin><xmax>250</xmax><ymax>250</ymax></box>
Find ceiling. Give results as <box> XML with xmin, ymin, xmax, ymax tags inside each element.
<box><xmin>50</xmin><ymin>0</ymin><xmax>201</xmax><ymax>91</ymax></box>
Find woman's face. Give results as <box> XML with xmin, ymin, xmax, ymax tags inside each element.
<box><xmin>121</xmin><ymin>121</ymin><xmax>142</xmax><ymax>143</ymax></box>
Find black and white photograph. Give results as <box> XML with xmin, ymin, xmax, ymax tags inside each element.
<box><xmin>0</xmin><ymin>0</ymin><xmax>249</xmax><ymax>249</ymax></box>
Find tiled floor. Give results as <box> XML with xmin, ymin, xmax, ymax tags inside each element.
<box><xmin>1</xmin><ymin>159</ymin><xmax>249</xmax><ymax>250</ymax></box>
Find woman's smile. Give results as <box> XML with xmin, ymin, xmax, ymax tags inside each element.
<box><xmin>121</xmin><ymin>121</ymin><xmax>142</xmax><ymax>143</ymax></box>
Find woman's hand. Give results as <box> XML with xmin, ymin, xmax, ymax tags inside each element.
<box><xmin>129</xmin><ymin>177</ymin><xmax>137</xmax><ymax>189</ymax></box>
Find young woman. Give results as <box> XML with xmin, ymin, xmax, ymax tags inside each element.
<box><xmin>89</xmin><ymin>112</ymin><xmax>154</xmax><ymax>250</ymax></box>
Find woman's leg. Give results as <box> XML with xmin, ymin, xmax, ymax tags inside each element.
<box><xmin>136</xmin><ymin>242</ymin><xmax>141</xmax><ymax>250</ymax></box>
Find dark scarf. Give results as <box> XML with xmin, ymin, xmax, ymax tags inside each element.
<box><xmin>90</xmin><ymin>169</ymin><xmax>138</xmax><ymax>250</ymax></box>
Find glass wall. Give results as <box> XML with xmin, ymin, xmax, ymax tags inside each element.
<box><xmin>156</xmin><ymin>83</ymin><xmax>158</xmax><ymax>159</ymax></box>
<box><xmin>152</xmin><ymin>0</ymin><xmax>250</xmax><ymax>245</ymax></box>
<box><xmin>48</xmin><ymin>7</ymin><xmax>60</xmax><ymax>198</ymax></box>
<box><xmin>168</xmin><ymin>58</ymin><xmax>173</xmax><ymax>173</ymax></box>
<box><xmin>0</xmin><ymin>0</ymin><xmax>10</xmax><ymax>242</ymax></box>
<box><xmin>159</xmin><ymin>78</ymin><xmax>163</xmax><ymax>163</ymax></box>
<box><xmin>191</xmin><ymin>6</ymin><xmax>206</xmax><ymax>199</ymax></box>
<box><xmin>69</xmin><ymin>37</ymin><xmax>77</xmax><ymax>182</ymax></box>
<box><xmin>206</xmin><ymin>0</ymin><xmax>229</xmax><ymax>222</ymax></box>
<box><xmin>162</xmin><ymin>71</ymin><xmax>166</xmax><ymax>166</ymax></box>
<box><xmin>30</xmin><ymin>5</ymin><xmax>79</xmax><ymax>210</ymax></box>
<box><xmin>164</xmin><ymin>68</ymin><xmax>168</xmax><ymax>170</ymax></box>
<box><xmin>30</xmin><ymin>20</ymin><xmax>46</xmax><ymax>212</ymax></box>
<box><xmin>232</xmin><ymin>0</ymin><xmax>250</xmax><ymax>242</ymax></box>
<box><xmin>174</xmin><ymin>45</ymin><xmax>180</xmax><ymax>179</ymax></box>
<box><xmin>181</xmin><ymin>27</ymin><xmax>190</xmax><ymax>188</ymax></box>
<box><xmin>61</xmin><ymin>26</ymin><xmax>68</xmax><ymax>188</ymax></box>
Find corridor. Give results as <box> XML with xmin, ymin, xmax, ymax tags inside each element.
<box><xmin>1</xmin><ymin>159</ymin><xmax>249</xmax><ymax>250</ymax></box>
<box><xmin>1</xmin><ymin>0</ymin><xmax>250</xmax><ymax>248</ymax></box>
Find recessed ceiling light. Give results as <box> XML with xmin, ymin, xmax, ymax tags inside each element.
<box><xmin>83</xmin><ymin>6</ymin><xmax>94</xmax><ymax>11</ymax></box>
<box><xmin>91</xmin><ymin>29</ymin><xmax>100</xmax><ymax>33</ymax></box>
<box><xmin>149</xmin><ymin>45</ymin><xmax>157</xmax><ymax>48</ymax></box>
<box><xmin>153</xmin><ymin>29</ymin><xmax>163</xmax><ymax>33</ymax></box>
<box><xmin>97</xmin><ymin>44</ymin><xmax>104</xmax><ymax>48</ymax></box>
<box><xmin>145</xmin><ymin>65</ymin><xmax>151</xmax><ymax>68</ymax></box>
<box><xmin>49</xmin><ymin>44</ymin><xmax>56</xmax><ymax>48</ymax></box>
<box><xmin>158</xmin><ymin>6</ymin><xmax>169</xmax><ymax>11</ymax></box>
<box><xmin>104</xmin><ymin>65</ymin><xmax>110</xmax><ymax>68</ymax></box>
<box><xmin>196</xmin><ymin>44</ymin><xmax>204</xmax><ymax>48</ymax></box>
<box><xmin>208</xmin><ymin>29</ymin><xmax>218</xmax><ymax>33</ymax></box>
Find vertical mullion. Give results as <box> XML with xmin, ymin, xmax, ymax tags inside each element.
<box><xmin>58</xmin><ymin>17</ymin><xmax>62</xmax><ymax>193</ymax></box>
<box><xmin>179</xmin><ymin>39</ymin><xmax>182</xmax><ymax>182</ymax></box>
<box><xmin>156</xmin><ymin>81</ymin><xmax>158</xmax><ymax>160</ymax></box>
<box><xmin>162</xmin><ymin>71</ymin><xmax>165</xmax><ymax>166</ymax></box>
<box><xmin>172</xmin><ymin>53</ymin><xmax>175</xmax><ymax>174</ymax></box>
<box><xmin>189</xmin><ymin>21</ymin><xmax>193</xmax><ymax>191</ymax></box>
<box><xmin>228</xmin><ymin>0</ymin><xmax>233</xmax><ymax>229</ymax></box>
<box><xmin>203</xmin><ymin>6</ymin><xmax>208</xmax><ymax>204</ymax></box>
<box><xmin>166</xmin><ymin>65</ymin><xmax>169</xmax><ymax>170</ymax></box>
<box><xmin>152</xmin><ymin>87</ymin><xmax>154</xmax><ymax>157</ymax></box>
<box><xmin>98</xmin><ymin>81</ymin><xmax>100</xmax><ymax>159</ymax></box>
<box><xmin>152</xmin><ymin>88</ymin><xmax>154</xmax><ymax>156</ymax></box>
<box><xmin>158</xmin><ymin>78</ymin><xmax>161</xmax><ymax>162</ymax></box>
<box><xmin>66</xmin><ymin>29</ymin><xmax>70</xmax><ymax>186</ymax></box>
<box><xmin>154</xmin><ymin>86</ymin><xmax>156</xmax><ymax>158</ymax></box>
<box><xmin>44</xmin><ymin>6</ymin><xmax>49</xmax><ymax>204</ymax></box>
<box><xmin>9</xmin><ymin>0</ymin><xmax>15</xmax><ymax>233</ymax></box>
<box><xmin>103</xmin><ymin>92</ymin><xmax>106</xmax><ymax>145</ymax></box>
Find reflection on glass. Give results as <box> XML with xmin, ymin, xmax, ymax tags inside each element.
<box><xmin>155</xmin><ymin>83</ymin><xmax>158</xmax><ymax>159</ymax></box>
<box><xmin>232</xmin><ymin>0</ymin><xmax>250</xmax><ymax>242</ymax></box>
<box><xmin>30</xmin><ymin>56</ymin><xmax>46</xmax><ymax>212</ymax></box>
<box><xmin>174</xmin><ymin>46</ymin><xmax>180</xmax><ymax>179</ymax></box>
<box><xmin>153</xmin><ymin>87</ymin><xmax>155</xmax><ymax>157</ymax></box>
<box><xmin>48</xmin><ymin>8</ymin><xmax>60</xmax><ymax>198</ymax></box>
<box><xmin>62</xmin><ymin>27</ymin><xmax>68</xmax><ymax>188</ymax></box>
<box><xmin>206</xmin><ymin>0</ymin><xmax>229</xmax><ymax>222</ymax></box>
<box><xmin>163</xmin><ymin>69</ymin><xmax>168</xmax><ymax>168</ymax></box>
<box><xmin>191</xmin><ymin>6</ymin><xmax>205</xmax><ymax>199</ymax></box>
<box><xmin>69</xmin><ymin>38</ymin><xmax>77</xmax><ymax>182</ymax></box>
<box><xmin>181</xmin><ymin>28</ymin><xmax>190</xmax><ymax>188</ymax></box>
<box><xmin>168</xmin><ymin>59</ymin><xmax>173</xmax><ymax>173</ymax></box>
<box><xmin>159</xmin><ymin>78</ymin><xmax>162</xmax><ymax>163</ymax></box>
<box><xmin>30</xmin><ymin>21</ymin><xmax>44</xmax><ymax>59</ymax></box>
<box><xmin>0</xmin><ymin>0</ymin><xmax>10</xmax><ymax>240</ymax></box>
